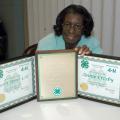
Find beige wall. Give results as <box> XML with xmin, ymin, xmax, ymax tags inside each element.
<box><xmin>27</xmin><ymin>0</ymin><xmax>120</xmax><ymax>56</ymax></box>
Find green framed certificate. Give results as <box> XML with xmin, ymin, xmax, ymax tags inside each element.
<box><xmin>78</xmin><ymin>54</ymin><xmax>120</xmax><ymax>105</ymax></box>
<box><xmin>36</xmin><ymin>50</ymin><xmax>77</xmax><ymax>101</ymax></box>
<box><xmin>0</xmin><ymin>55</ymin><xmax>36</xmax><ymax>112</ymax></box>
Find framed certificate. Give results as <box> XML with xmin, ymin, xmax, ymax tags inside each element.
<box><xmin>78</xmin><ymin>54</ymin><xmax>120</xmax><ymax>105</ymax></box>
<box><xmin>36</xmin><ymin>50</ymin><xmax>77</xmax><ymax>101</ymax></box>
<box><xmin>0</xmin><ymin>55</ymin><xmax>36</xmax><ymax>112</ymax></box>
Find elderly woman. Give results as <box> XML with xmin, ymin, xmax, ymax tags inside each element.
<box><xmin>37</xmin><ymin>4</ymin><xmax>102</xmax><ymax>55</ymax></box>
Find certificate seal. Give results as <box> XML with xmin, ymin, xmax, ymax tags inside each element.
<box><xmin>80</xmin><ymin>83</ymin><xmax>88</xmax><ymax>91</ymax></box>
<box><xmin>0</xmin><ymin>94</ymin><xmax>5</xmax><ymax>102</ymax></box>
<box><xmin>53</xmin><ymin>87</ymin><xmax>62</xmax><ymax>96</ymax></box>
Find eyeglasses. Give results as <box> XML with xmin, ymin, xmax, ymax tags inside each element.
<box><xmin>62</xmin><ymin>22</ymin><xmax>83</xmax><ymax>31</ymax></box>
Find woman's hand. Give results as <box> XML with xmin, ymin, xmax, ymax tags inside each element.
<box><xmin>74</xmin><ymin>45</ymin><xmax>92</xmax><ymax>55</ymax></box>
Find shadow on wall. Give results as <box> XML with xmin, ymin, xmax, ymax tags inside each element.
<box><xmin>0</xmin><ymin>19</ymin><xmax>7</xmax><ymax>61</ymax></box>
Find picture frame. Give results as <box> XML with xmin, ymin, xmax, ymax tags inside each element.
<box><xmin>0</xmin><ymin>55</ymin><xmax>36</xmax><ymax>112</ymax></box>
<box><xmin>78</xmin><ymin>54</ymin><xmax>120</xmax><ymax>106</ymax></box>
<box><xmin>36</xmin><ymin>50</ymin><xmax>77</xmax><ymax>101</ymax></box>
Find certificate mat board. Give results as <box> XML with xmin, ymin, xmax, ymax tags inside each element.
<box><xmin>78</xmin><ymin>54</ymin><xmax>120</xmax><ymax>105</ymax></box>
<box><xmin>0</xmin><ymin>56</ymin><xmax>36</xmax><ymax>112</ymax></box>
<box><xmin>36</xmin><ymin>50</ymin><xmax>77</xmax><ymax>101</ymax></box>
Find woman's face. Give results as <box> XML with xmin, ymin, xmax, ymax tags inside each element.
<box><xmin>62</xmin><ymin>13</ymin><xmax>83</xmax><ymax>44</ymax></box>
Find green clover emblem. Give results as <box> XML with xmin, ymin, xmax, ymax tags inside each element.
<box><xmin>53</xmin><ymin>87</ymin><xmax>62</xmax><ymax>96</ymax></box>
<box><xmin>81</xmin><ymin>58</ymin><xmax>89</xmax><ymax>69</ymax></box>
<box><xmin>0</xmin><ymin>69</ymin><xmax>3</xmax><ymax>78</ymax></box>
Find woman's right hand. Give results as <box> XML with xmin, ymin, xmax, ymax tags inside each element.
<box><xmin>74</xmin><ymin>45</ymin><xmax>92</xmax><ymax>55</ymax></box>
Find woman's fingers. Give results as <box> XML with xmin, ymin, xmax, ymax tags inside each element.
<box><xmin>74</xmin><ymin>45</ymin><xmax>92</xmax><ymax>55</ymax></box>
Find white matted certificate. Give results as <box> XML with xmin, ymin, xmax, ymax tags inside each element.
<box><xmin>78</xmin><ymin>54</ymin><xmax>120</xmax><ymax>105</ymax></box>
<box><xmin>0</xmin><ymin>56</ymin><xmax>36</xmax><ymax>112</ymax></box>
<box><xmin>36</xmin><ymin>50</ymin><xmax>77</xmax><ymax>101</ymax></box>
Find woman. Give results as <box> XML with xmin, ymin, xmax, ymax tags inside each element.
<box><xmin>37</xmin><ymin>4</ymin><xmax>102</xmax><ymax>55</ymax></box>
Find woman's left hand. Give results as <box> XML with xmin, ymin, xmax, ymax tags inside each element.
<box><xmin>74</xmin><ymin>45</ymin><xmax>92</xmax><ymax>55</ymax></box>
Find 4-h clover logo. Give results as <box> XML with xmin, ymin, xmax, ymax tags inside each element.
<box><xmin>81</xmin><ymin>58</ymin><xmax>89</xmax><ymax>69</ymax></box>
<box><xmin>53</xmin><ymin>87</ymin><xmax>62</xmax><ymax>96</ymax></box>
<box><xmin>0</xmin><ymin>69</ymin><xmax>3</xmax><ymax>78</ymax></box>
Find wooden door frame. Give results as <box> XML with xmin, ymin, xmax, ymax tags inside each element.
<box><xmin>23</xmin><ymin>0</ymin><xmax>29</xmax><ymax>49</ymax></box>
